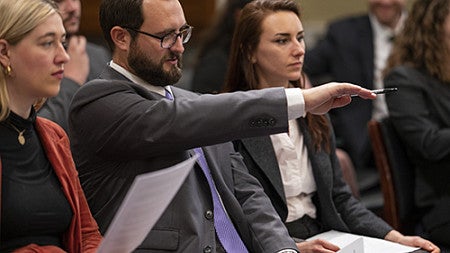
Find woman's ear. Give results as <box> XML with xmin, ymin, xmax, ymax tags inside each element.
<box><xmin>249</xmin><ymin>52</ymin><xmax>257</xmax><ymax>64</ymax></box>
<box><xmin>242</xmin><ymin>45</ymin><xmax>256</xmax><ymax>64</ymax></box>
<box><xmin>0</xmin><ymin>39</ymin><xmax>11</xmax><ymax>68</ymax></box>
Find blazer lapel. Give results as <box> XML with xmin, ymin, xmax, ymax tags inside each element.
<box><xmin>241</xmin><ymin>136</ymin><xmax>286</xmax><ymax>204</ymax></box>
<box><xmin>358</xmin><ymin>16</ymin><xmax>375</xmax><ymax>88</ymax></box>
<box><xmin>297</xmin><ymin>119</ymin><xmax>332</xmax><ymax>196</ymax></box>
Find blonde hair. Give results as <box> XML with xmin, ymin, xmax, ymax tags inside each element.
<box><xmin>0</xmin><ymin>0</ymin><xmax>58</xmax><ymax>121</ymax></box>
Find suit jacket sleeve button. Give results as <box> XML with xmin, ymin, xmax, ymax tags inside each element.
<box><xmin>203</xmin><ymin>246</ymin><xmax>212</xmax><ymax>253</ymax></box>
<box><xmin>205</xmin><ymin>210</ymin><xmax>213</xmax><ymax>220</ymax></box>
<box><xmin>269</xmin><ymin>118</ymin><xmax>276</xmax><ymax>126</ymax></box>
<box><xmin>256</xmin><ymin>119</ymin><xmax>263</xmax><ymax>126</ymax></box>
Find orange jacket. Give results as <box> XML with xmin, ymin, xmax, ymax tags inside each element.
<box><xmin>1</xmin><ymin>117</ymin><xmax>102</xmax><ymax>253</ymax></box>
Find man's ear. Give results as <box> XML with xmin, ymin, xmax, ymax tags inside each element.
<box><xmin>110</xmin><ymin>26</ymin><xmax>132</xmax><ymax>51</ymax></box>
<box><xmin>0</xmin><ymin>39</ymin><xmax>11</xmax><ymax>68</ymax></box>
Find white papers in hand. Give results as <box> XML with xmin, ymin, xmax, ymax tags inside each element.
<box><xmin>97</xmin><ymin>155</ymin><xmax>198</xmax><ymax>253</ymax></box>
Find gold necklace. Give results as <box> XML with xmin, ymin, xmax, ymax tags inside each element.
<box><xmin>8</xmin><ymin>122</ymin><xmax>26</xmax><ymax>145</ymax></box>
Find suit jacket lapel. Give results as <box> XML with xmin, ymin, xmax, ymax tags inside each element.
<box><xmin>189</xmin><ymin>146</ymin><xmax>234</xmax><ymax>189</ymax></box>
<box><xmin>297</xmin><ymin>118</ymin><xmax>332</xmax><ymax>199</ymax></box>
<box><xmin>241</xmin><ymin>136</ymin><xmax>286</xmax><ymax>204</ymax></box>
<box><xmin>358</xmin><ymin>16</ymin><xmax>375</xmax><ymax>89</ymax></box>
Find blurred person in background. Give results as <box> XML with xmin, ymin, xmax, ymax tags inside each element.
<box><xmin>191</xmin><ymin>0</ymin><xmax>252</xmax><ymax>94</ymax></box>
<box><xmin>384</xmin><ymin>0</ymin><xmax>450</xmax><ymax>250</ymax></box>
<box><xmin>303</xmin><ymin>0</ymin><xmax>408</xmax><ymax>196</ymax></box>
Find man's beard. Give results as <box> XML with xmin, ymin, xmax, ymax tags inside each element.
<box><xmin>62</xmin><ymin>12</ymin><xmax>80</xmax><ymax>35</ymax></box>
<box><xmin>128</xmin><ymin>41</ymin><xmax>183</xmax><ymax>86</ymax></box>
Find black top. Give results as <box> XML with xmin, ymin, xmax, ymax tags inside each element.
<box><xmin>0</xmin><ymin>110</ymin><xmax>72</xmax><ymax>252</ymax></box>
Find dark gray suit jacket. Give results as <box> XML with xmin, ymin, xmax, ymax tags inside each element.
<box><xmin>304</xmin><ymin>15</ymin><xmax>375</xmax><ymax>169</ymax></box>
<box><xmin>385</xmin><ymin>66</ymin><xmax>450</xmax><ymax>233</ymax></box>
<box><xmin>38</xmin><ymin>42</ymin><xmax>111</xmax><ymax>132</ymax></box>
<box><xmin>68</xmin><ymin>66</ymin><xmax>298</xmax><ymax>252</ymax></box>
<box><xmin>233</xmin><ymin>118</ymin><xmax>393</xmax><ymax>240</ymax></box>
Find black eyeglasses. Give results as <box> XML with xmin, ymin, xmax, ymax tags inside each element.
<box><xmin>124</xmin><ymin>25</ymin><xmax>193</xmax><ymax>49</ymax></box>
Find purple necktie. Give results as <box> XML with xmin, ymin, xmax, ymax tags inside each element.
<box><xmin>194</xmin><ymin>148</ymin><xmax>248</xmax><ymax>253</ymax></box>
<box><xmin>164</xmin><ymin>89</ymin><xmax>248</xmax><ymax>252</ymax></box>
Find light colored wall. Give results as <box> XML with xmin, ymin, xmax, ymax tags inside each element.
<box><xmin>212</xmin><ymin>0</ymin><xmax>369</xmax><ymax>46</ymax></box>
<box><xmin>298</xmin><ymin>0</ymin><xmax>368</xmax><ymax>46</ymax></box>
<box><xmin>300</xmin><ymin>0</ymin><xmax>368</xmax><ymax>22</ymax></box>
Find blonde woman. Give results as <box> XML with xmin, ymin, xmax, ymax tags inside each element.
<box><xmin>0</xmin><ymin>0</ymin><xmax>102</xmax><ymax>251</ymax></box>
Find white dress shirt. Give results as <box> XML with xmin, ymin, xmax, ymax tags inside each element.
<box><xmin>369</xmin><ymin>12</ymin><xmax>406</xmax><ymax>121</ymax></box>
<box><xmin>270</xmin><ymin>120</ymin><xmax>317</xmax><ymax>222</ymax></box>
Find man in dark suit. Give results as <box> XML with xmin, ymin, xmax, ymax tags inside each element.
<box><xmin>304</xmin><ymin>0</ymin><xmax>407</xmax><ymax>177</ymax></box>
<box><xmin>38</xmin><ymin>0</ymin><xmax>110</xmax><ymax>132</ymax></box>
<box><xmin>68</xmin><ymin>0</ymin><xmax>376</xmax><ymax>252</ymax></box>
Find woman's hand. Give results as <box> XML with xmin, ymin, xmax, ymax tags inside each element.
<box><xmin>385</xmin><ymin>230</ymin><xmax>440</xmax><ymax>253</ymax></box>
<box><xmin>295</xmin><ymin>239</ymin><xmax>340</xmax><ymax>253</ymax></box>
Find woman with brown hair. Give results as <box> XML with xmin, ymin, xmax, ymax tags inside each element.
<box><xmin>384</xmin><ymin>0</ymin><xmax>450</xmax><ymax>248</ymax></box>
<box><xmin>224</xmin><ymin>0</ymin><xmax>439</xmax><ymax>252</ymax></box>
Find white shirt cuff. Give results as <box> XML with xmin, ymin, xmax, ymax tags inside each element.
<box><xmin>285</xmin><ymin>88</ymin><xmax>306</xmax><ymax>119</ymax></box>
<box><xmin>276</xmin><ymin>249</ymin><xmax>298</xmax><ymax>253</ymax></box>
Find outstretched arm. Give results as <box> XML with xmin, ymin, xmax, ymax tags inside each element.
<box><xmin>302</xmin><ymin>82</ymin><xmax>376</xmax><ymax>115</ymax></box>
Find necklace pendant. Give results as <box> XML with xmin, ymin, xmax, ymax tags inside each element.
<box><xmin>18</xmin><ymin>132</ymin><xmax>25</xmax><ymax>145</ymax></box>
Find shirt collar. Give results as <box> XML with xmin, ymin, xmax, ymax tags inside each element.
<box><xmin>369</xmin><ymin>10</ymin><xmax>407</xmax><ymax>38</ymax></box>
<box><xmin>109</xmin><ymin>60</ymin><xmax>172</xmax><ymax>98</ymax></box>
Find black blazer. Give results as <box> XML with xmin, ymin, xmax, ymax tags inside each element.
<box><xmin>304</xmin><ymin>15</ymin><xmax>375</xmax><ymax>168</ymax></box>
<box><xmin>233</xmin><ymin>118</ymin><xmax>392</xmax><ymax>240</ymax></box>
<box><xmin>384</xmin><ymin>66</ymin><xmax>450</xmax><ymax>232</ymax></box>
<box><xmin>69</xmin><ymin>66</ymin><xmax>298</xmax><ymax>252</ymax></box>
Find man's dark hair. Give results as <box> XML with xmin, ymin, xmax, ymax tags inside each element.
<box><xmin>99</xmin><ymin>0</ymin><xmax>144</xmax><ymax>51</ymax></box>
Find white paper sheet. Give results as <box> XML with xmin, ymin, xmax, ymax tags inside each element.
<box><xmin>97</xmin><ymin>155</ymin><xmax>198</xmax><ymax>253</ymax></box>
<box><xmin>338</xmin><ymin>237</ymin><xmax>364</xmax><ymax>253</ymax></box>
<box><xmin>308</xmin><ymin>230</ymin><xmax>419</xmax><ymax>253</ymax></box>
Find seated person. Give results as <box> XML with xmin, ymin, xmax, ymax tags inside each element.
<box><xmin>68</xmin><ymin>0</ymin><xmax>376</xmax><ymax>251</ymax></box>
<box><xmin>0</xmin><ymin>0</ymin><xmax>102</xmax><ymax>252</ymax></box>
<box><xmin>223</xmin><ymin>0</ymin><xmax>439</xmax><ymax>252</ymax></box>
<box><xmin>384</xmin><ymin>0</ymin><xmax>450</xmax><ymax>249</ymax></box>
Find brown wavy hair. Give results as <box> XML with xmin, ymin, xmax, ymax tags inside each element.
<box><xmin>223</xmin><ymin>0</ymin><xmax>330</xmax><ymax>152</ymax></box>
<box><xmin>385</xmin><ymin>0</ymin><xmax>450</xmax><ymax>83</ymax></box>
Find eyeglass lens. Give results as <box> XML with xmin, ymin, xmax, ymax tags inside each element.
<box><xmin>162</xmin><ymin>27</ymin><xmax>192</xmax><ymax>48</ymax></box>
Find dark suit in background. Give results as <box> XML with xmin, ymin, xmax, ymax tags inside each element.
<box><xmin>304</xmin><ymin>15</ymin><xmax>374</xmax><ymax>172</ymax></box>
<box><xmin>385</xmin><ymin>66</ymin><xmax>450</xmax><ymax>246</ymax></box>
<box><xmin>38</xmin><ymin>42</ymin><xmax>110</xmax><ymax>132</ymax></box>
<box><xmin>233</xmin><ymin>117</ymin><xmax>393</xmax><ymax>241</ymax></box>
<box><xmin>69</xmin><ymin>66</ymin><xmax>298</xmax><ymax>252</ymax></box>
